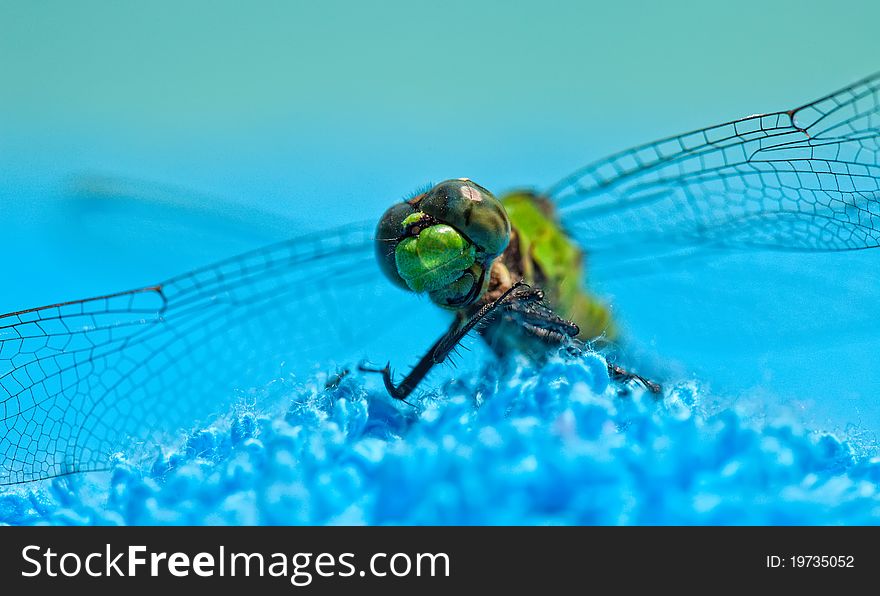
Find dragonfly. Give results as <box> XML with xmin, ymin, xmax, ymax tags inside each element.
<box><xmin>357</xmin><ymin>178</ymin><xmax>659</xmax><ymax>400</ymax></box>
<box><xmin>1</xmin><ymin>73</ymin><xmax>879</xmax><ymax>486</ymax></box>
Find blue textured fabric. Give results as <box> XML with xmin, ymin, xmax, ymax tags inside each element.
<box><xmin>1</xmin><ymin>353</ymin><xmax>878</xmax><ymax>525</ymax></box>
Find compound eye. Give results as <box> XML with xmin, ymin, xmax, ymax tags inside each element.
<box><xmin>418</xmin><ymin>179</ymin><xmax>511</xmax><ymax>259</ymax></box>
<box><xmin>374</xmin><ymin>201</ymin><xmax>417</xmax><ymax>290</ymax></box>
<box><xmin>373</xmin><ymin>180</ymin><xmax>509</xmax><ymax>308</ymax></box>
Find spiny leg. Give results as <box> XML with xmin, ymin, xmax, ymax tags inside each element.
<box><xmin>358</xmin><ymin>319</ymin><xmax>459</xmax><ymax>403</ymax></box>
<box><xmin>505</xmin><ymin>299</ymin><xmax>662</xmax><ymax>394</ymax></box>
<box><xmin>361</xmin><ymin>281</ymin><xmax>662</xmax><ymax>399</ymax></box>
<box><xmin>608</xmin><ymin>362</ymin><xmax>662</xmax><ymax>394</ymax></box>
<box><xmin>501</xmin><ymin>289</ymin><xmax>581</xmax><ymax>343</ymax></box>
<box><xmin>359</xmin><ymin>282</ymin><xmax>531</xmax><ymax>401</ymax></box>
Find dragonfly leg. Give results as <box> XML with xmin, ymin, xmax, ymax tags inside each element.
<box><xmin>500</xmin><ymin>288</ymin><xmax>581</xmax><ymax>344</ymax></box>
<box><xmin>607</xmin><ymin>362</ymin><xmax>662</xmax><ymax>394</ymax></box>
<box><xmin>503</xmin><ymin>296</ymin><xmax>662</xmax><ymax>395</ymax></box>
<box><xmin>358</xmin><ymin>320</ymin><xmax>460</xmax><ymax>403</ymax></box>
<box><xmin>359</xmin><ymin>282</ymin><xmax>532</xmax><ymax>401</ymax></box>
<box><xmin>323</xmin><ymin>368</ymin><xmax>351</xmax><ymax>390</ymax></box>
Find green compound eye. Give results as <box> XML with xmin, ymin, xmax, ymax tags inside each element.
<box><xmin>374</xmin><ymin>201</ymin><xmax>418</xmax><ymax>290</ymax></box>
<box><xmin>394</xmin><ymin>224</ymin><xmax>476</xmax><ymax>293</ymax></box>
<box><xmin>419</xmin><ymin>179</ymin><xmax>511</xmax><ymax>259</ymax></box>
<box><xmin>373</xmin><ymin>179</ymin><xmax>511</xmax><ymax>308</ymax></box>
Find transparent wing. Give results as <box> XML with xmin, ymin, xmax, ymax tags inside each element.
<box><xmin>546</xmin><ymin>74</ymin><xmax>880</xmax><ymax>430</ymax></box>
<box><xmin>65</xmin><ymin>174</ymin><xmax>301</xmax><ymax>244</ymax></box>
<box><xmin>550</xmin><ymin>72</ymin><xmax>880</xmax><ymax>253</ymax></box>
<box><xmin>0</xmin><ymin>223</ymin><xmax>428</xmax><ymax>485</ymax></box>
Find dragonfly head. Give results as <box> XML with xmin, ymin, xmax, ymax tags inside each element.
<box><xmin>375</xmin><ymin>179</ymin><xmax>511</xmax><ymax>309</ymax></box>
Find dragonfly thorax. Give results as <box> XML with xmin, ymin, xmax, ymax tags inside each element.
<box><xmin>375</xmin><ymin>179</ymin><xmax>511</xmax><ymax>309</ymax></box>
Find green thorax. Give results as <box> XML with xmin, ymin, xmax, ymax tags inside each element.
<box><xmin>500</xmin><ymin>191</ymin><xmax>616</xmax><ymax>341</ymax></box>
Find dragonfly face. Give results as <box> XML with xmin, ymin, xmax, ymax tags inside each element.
<box><xmin>375</xmin><ymin>179</ymin><xmax>511</xmax><ymax>309</ymax></box>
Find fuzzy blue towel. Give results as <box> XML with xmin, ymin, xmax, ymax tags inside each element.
<box><xmin>1</xmin><ymin>353</ymin><xmax>877</xmax><ymax>525</ymax></box>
